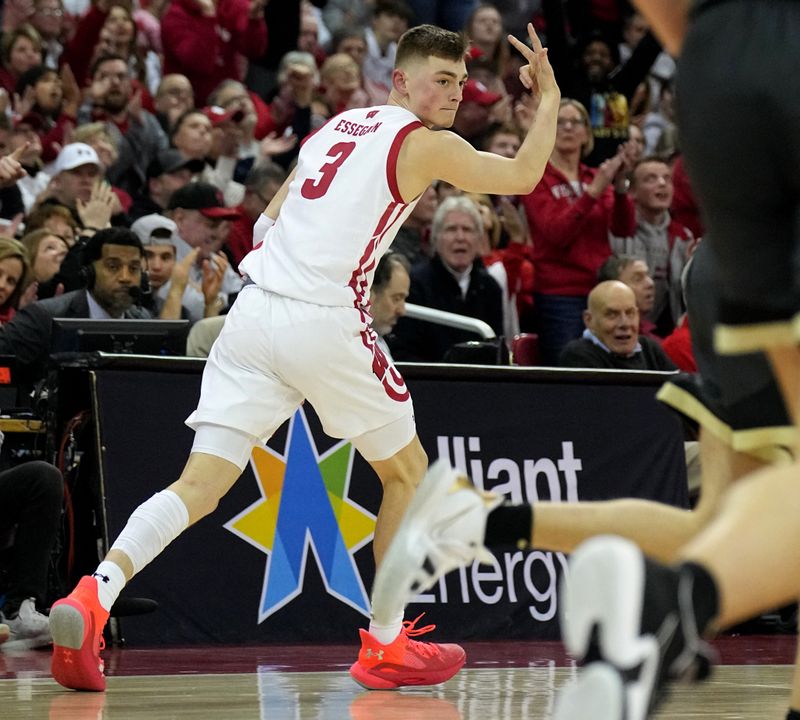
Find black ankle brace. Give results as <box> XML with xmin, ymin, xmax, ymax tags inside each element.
<box><xmin>484</xmin><ymin>504</ymin><xmax>533</xmax><ymax>549</ymax></box>
<box><xmin>679</xmin><ymin>561</ymin><xmax>720</xmax><ymax>635</ymax></box>
<box><xmin>785</xmin><ymin>709</ymin><xmax>800</xmax><ymax>720</ymax></box>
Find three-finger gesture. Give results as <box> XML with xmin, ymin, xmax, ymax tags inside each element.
<box><xmin>508</xmin><ymin>23</ymin><xmax>558</xmax><ymax>99</ymax></box>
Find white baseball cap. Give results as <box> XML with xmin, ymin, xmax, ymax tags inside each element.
<box><xmin>54</xmin><ymin>143</ymin><xmax>103</xmax><ymax>174</ymax></box>
<box><xmin>131</xmin><ymin>213</ymin><xmax>177</xmax><ymax>246</ymax></box>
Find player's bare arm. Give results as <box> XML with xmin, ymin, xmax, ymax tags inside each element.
<box><xmin>262</xmin><ymin>167</ymin><xmax>297</xmax><ymax>221</ymax></box>
<box><xmin>631</xmin><ymin>0</ymin><xmax>690</xmax><ymax>56</ymax></box>
<box><xmin>398</xmin><ymin>24</ymin><xmax>560</xmax><ymax>201</ymax></box>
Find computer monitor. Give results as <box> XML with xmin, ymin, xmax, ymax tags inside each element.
<box><xmin>50</xmin><ymin>318</ymin><xmax>190</xmax><ymax>357</ymax></box>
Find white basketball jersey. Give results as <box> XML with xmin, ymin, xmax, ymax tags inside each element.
<box><xmin>239</xmin><ymin>105</ymin><xmax>424</xmax><ymax>309</ymax></box>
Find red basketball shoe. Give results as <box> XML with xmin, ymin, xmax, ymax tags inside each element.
<box><xmin>50</xmin><ymin>576</ymin><xmax>110</xmax><ymax>692</ymax></box>
<box><xmin>349</xmin><ymin>614</ymin><xmax>465</xmax><ymax>690</ymax></box>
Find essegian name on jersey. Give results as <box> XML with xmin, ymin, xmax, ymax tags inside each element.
<box><xmin>412</xmin><ymin>437</ymin><xmax>583</xmax><ymax>623</ymax></box>
<box><xmin>333</xmin><ymin>118</ymin><xmax>383</xmax><ymax>137</ymax></box>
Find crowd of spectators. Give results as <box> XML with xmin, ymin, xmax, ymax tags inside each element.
<box><xmin>0</xmin><ymin>0</ymin><xmax>700</xmax><ymax>371</ymax></box>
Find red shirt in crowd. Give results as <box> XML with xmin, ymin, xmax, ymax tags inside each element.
<box><xmin>522</xmin><ymin>161</ymin><xmax>634</xmax><ymax>297</ymax></box>
<box><xmin>161</xmin><ymin>0</ymin><xmax>268</xmax><ymax>105</ymax></box>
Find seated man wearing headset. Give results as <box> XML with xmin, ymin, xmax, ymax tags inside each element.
<box><xmin>0</xmin><ymin>227</ymin><xmax>152</xmax><ymax>383</ymax></box>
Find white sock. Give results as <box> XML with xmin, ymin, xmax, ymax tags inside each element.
<box><xmin>109</xmin><ymin>490</ymin><xmax>190</xmax><ymax>575</ymax></box>
<box><xmin>368</xmin><ymin>612</ymin><xmax>404</xmax><ymax>645</ymax></box>
<box><xmin>92</xmin><ymin>561</ymin><xmax>127</xmax><ymax>612</ymax></box>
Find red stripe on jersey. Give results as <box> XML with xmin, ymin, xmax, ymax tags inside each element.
<box><xmin>359</xmin><ymin>327</ymin><xmax>410</xmax><ymax>402</ymax></box>
<box><xmin>386</xmin><ymin>120</ymin><xmax>424</xmax><ymax>204</ymax></box>
<box><xmin>347</xmin><ymin>201</ymin><xmax>407</xmax><ymax>310</ymax></box>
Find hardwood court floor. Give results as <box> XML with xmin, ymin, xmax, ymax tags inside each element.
<box><xmin>1</xmin><ymin>636</ymin><xmax>796</xmax><ymax>719</ymax></box>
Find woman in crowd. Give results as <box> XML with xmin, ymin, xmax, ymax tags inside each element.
<box><xmin>24</xmin><ymin>202</ymin><xmax>78</xmax><ymax>248</ymax></box>
<box><xmin>464</xmin><ymin>4</ymin><xmax>510</xmax><ymax>78</ymax></box>
<box><xmin>0</xmin><ymin>237</ymin><xmax>29</xmax><ymax>324</ymax></box>
<box><xmin>21</xmin><ymin>227</ymin><xmax>68</xmax><ymax>299</ymax></box>
<box><xmin>62</xmin><ymin>0</ymin><xmax>153</xmax><ymax>91</ymax></box>
<box><xmin>521</xmin><ymin>98</ymin><xmax>635</xmax><ymax>364</ymax></box>
<box><xmin>0</xmin><ymin>24</ymin><xmax>44</xmax><ymax>95</ymax></box>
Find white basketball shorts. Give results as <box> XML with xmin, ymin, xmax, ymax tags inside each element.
<box><xmin>185</xmin><ymin>285</ymin><xmax>416</xmax><ymax>463</ymax></box>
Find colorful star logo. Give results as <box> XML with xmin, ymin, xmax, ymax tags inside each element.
<box><xmin>225</xmin><ymin>409</ymin><xmax>376</xmax><ymax>622</ymax></box>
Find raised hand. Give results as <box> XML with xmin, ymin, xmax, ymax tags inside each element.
<box><xmin>13</xmin><ymin>86</ymin><xmax>36</xmax><ymax>119</ymax></box>
<box><xmin>128</xmin><ymin>87</ymin><xmax>144</xmax><ymax>125</ymax></box>
<box><xmin>2</xmin><ymin>0</ymin><xmax>34</xmax><ymax>31</ymax></box>
<box><xmin>259</xmin><ymin>131</ymin><xmax>298</xmax><ymax>159</ymax></box>
<box><xmin>18</xmin><ymin>280</ymin><xmax>39</xmax><ymax>309</ymax></box>
<box><xmin>0</xmin><ymin>145</ymin><xmax>29</xmax><ymax>187</ymax></box>
<box><xmin>60</xmin><ymin>64</ymin><xmax>82</xmax><ymax>117</ymax></box>
<box><xmin>508</xmin><ymin>23</ymin><xmax>558</xmax><ymax>98</ymax></box>
<box><xmin>201</xmin><ymin>251</ymin><xmax>229</xmax><ymax>315</ymax></box>
<box><xmin>171</xmin><ymin>247</ymin><xmax>199</xmax><ymax>292</ymax></box>
<box><xmin>498</xmin><ymin>197</ymin><xmax>527</xmax><ymax>245</ymax></box>
<box><xmin>3</xmin><ymin>213</ymin><xmax>24</xmax><ymax>239</ymax></box>
<box><xmin>89</xmin><ymin>75</ymin><xmax>111</xmax><ymax>105</ymax></box>
<box><xmin>77</xmin><ymin>179</ymin><xmax>116</xmax><ymax>229</ymax></box>
<box><xmin>488</xmin><ymin>94</ymin><xmax>513</xmax><ymax>125</ymax></box>
<box><xmin>587</xmin><ymin>151</ymin><xmax>626</xmax><ymax>198</ymax></box>
<box><xmin>513</xmin><ymin>92</ymin><xmax>538</xmax><ymax>132</ymax></box>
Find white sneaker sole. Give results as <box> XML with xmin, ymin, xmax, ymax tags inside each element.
<box><xmin>559</xmin><ymin>536</ymin><xmax>661</xmax><ymax>720</ymax></box>
<box><xmin>372</xmin><ymin>460</ymin><xmax>478</xmax><ymax>608</ymax></box>
<box><xmin>553</xmin><ymin>662</ymin><xmax>624</xmax><ymax>720</ymax></box>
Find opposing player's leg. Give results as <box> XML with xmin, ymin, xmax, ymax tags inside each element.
<box><xmin>768</xmin><ymin>345</ymin><xmax>800</xmax><ymax>719</ymax></box>
<box><xmin>555</xmin><ymin>427</ymin><xmax>800</xmax><ymax>719</ymax></box>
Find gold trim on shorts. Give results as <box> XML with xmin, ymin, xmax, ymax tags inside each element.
<box><xmin>657</xmin><ymin>382</ymin><xmax>796</xmax><ymax>464</ymax></box>
<box><xmin>714</xmin><ymin>316</ymin><xmax>799</xmax><ymax>355</ymax></box>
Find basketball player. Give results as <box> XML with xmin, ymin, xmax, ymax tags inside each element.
<box><xmin>374</xmin><ymin>2</ymin><xmax>800</xmax><ymax>718</ymax></box>
<box><xmin>552</xmin><ymin>1</ymin><xmax>800</xmax><ymax>717</ymax></box>
<box><xmin>48</xmin><ymin>23</ymin><xmax>561</xmax><ymax>693</ymax></box>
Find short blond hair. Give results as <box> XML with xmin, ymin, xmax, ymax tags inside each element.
<box><xmin>321</xmin><ymin>53</ymin><xmax>360</xmax><ymax>83</ymax></box>
<box><xmin>560</xmin><ymin>98</ymin><xmax>594</xmax><ymax>158</ymax></box>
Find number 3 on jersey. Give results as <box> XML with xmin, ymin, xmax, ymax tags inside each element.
<box><xmin>301</xmin><ymin>141</ymin><xmax>356</xmax><ymax>200</ymax></box>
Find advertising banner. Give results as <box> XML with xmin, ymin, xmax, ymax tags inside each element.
<box><xmin>95</xmin><ymin>365</ymin><xmax>687</xmax><ymax>644</ymax></box>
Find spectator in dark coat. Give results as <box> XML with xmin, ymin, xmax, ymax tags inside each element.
<box><xmin>559</xmin><ymin>279</ymin><xmax>676</xmax><ymax>370</ymax></box>
<box><xmin>389</xmin><ymin>195</ymin><xmax>503</xmax><ymax>363</ymax></box>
